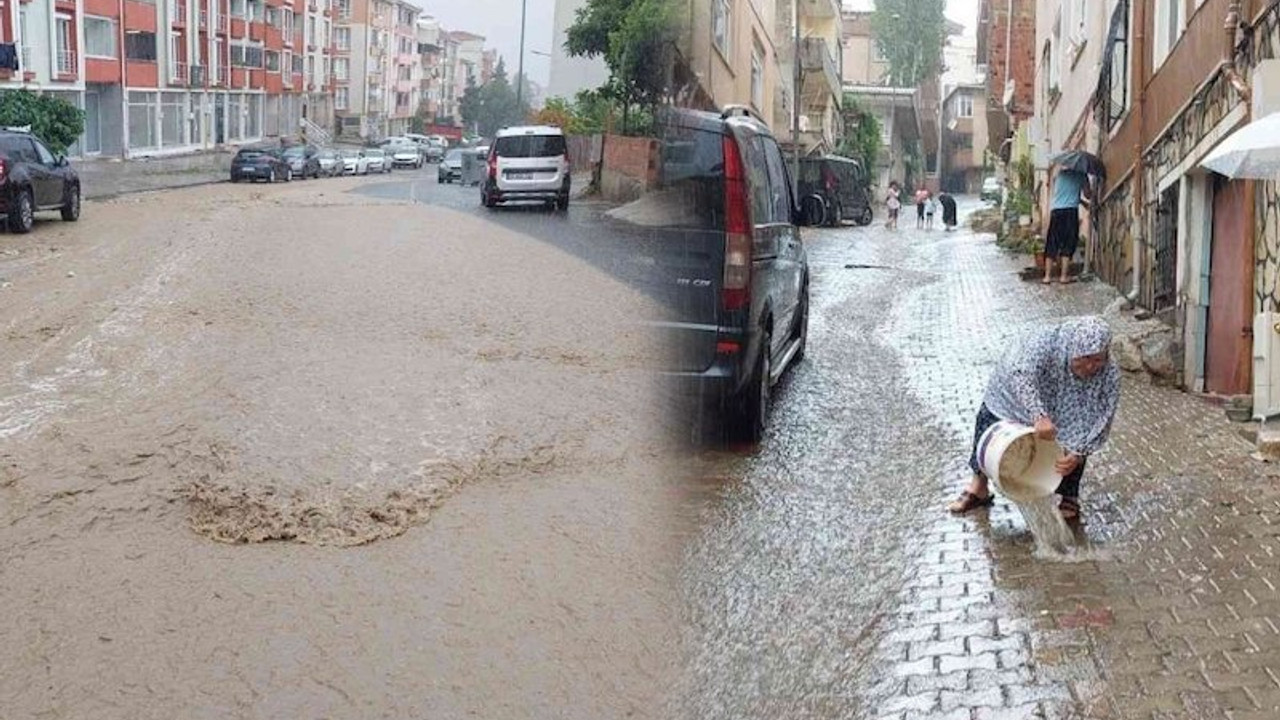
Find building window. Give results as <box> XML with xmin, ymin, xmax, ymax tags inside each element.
<box><xmin>230</xmin><ymin>0</ymin><xmax>246</xmax><ymax>18</ymax></box>
<box><xmin>750</xmin><ymin>40</ymin><xmax>763</xmax><ymax>111</ymax></box>
<box><xmin>711</xmin><ymin>0</ymin><xmax>729</xmax><ymax>57</ymax></box>
<box><xmin>128</xmin><ymin>91</ymin><xmax>158</xmax><ymax>149</ymax></box>
<box><xmin>1153</xmin><ymin>0</ymin><xmax>1184</xmax><ymax>68</ymax></box>
<box><xmin>322</xmin><ymin>20</ymin><xmax>330</xmax><ymax>45</ymax></box>
<box><xmin>55</xmin><ymin>15</ymin><xmax>74</xmax><ymax>74</ymax></box>
<box><xmin>337</xmin><ymin>0</ymin><xmax>350</xmax><ymax>19</ymax></box>
<box><xmin>161</xmin><ymin>91</ymin><xmax>185</xmax><ymax>147</ymax></box>
<box><xmin>265</xmin><ymin>49</ymin><xmax>279</xmax><ymax>71</ymax></box>
<box><xmin>398</xmin><ymin>63</ymin><xmax>410</xmax><ymax>81</ymax></box>
<box><xmin>1102</xmin><ymin>0</ymin><xmax>1130</xmax><ymax>132</ymax></box>
<box><xmin>125</xmin><ymin>31</ymin><xmax>158</xmax><ymax>61</ymax></box>
<box><xmin>956</xmin><ymin>94</ymin><xmax>973</xmax><ymax>118</ymax></box>
<box><xmin>334</xmin><ymin>27</ymin><xmax>350</xmax><ymax>51</ymax></box>
<box><xmin>293</xmin><ymin>54</ymin><xmax>303</xmax><ymax>74</ymax></box>
<box><xmin>85</xmin><ymin>17</ymin><xmax>117</xmax><ymax>58</ymax></box>
<box><xmin>283</xmin><ymin>10</ymin><xmax>293</xmax><ymax>39</ymax></box>
<box><xmin>307</xmin><ymin>16</ymin><xmax>316</xmax><ymax>45</ymax></box>
<box><xmin>265</xmin><ymin>6</ymin><xmax>279</xmax><ymax>27</ymax></box>
<box><xmin>333</xmin><ymin>57</ymin><xmax>348</xmax><ymax>80</ymax></box>
<box><xmin>335</xmin><ymin>86</ymin><xmax>348</xmax><ymax>109</ymax></box>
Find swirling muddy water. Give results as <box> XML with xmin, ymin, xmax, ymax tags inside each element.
<box><xmin>0</xmin><ymin>181</ymin><xmax>689</xmax><ymax>717</ymax></box>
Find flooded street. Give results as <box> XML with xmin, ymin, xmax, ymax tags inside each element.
<box><xmin>674</xmin><ymin>200</ymin><xmax>1280</xmax><ymax>719</ymax></box>
<box><xmin>0</xmin><ymin>174</ymin><xmax>688</xmax><ymax>718</ymax></box>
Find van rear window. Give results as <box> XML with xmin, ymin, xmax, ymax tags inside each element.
<box><xmin>494</xmin><ymin>134</ymin><xmax>566</xmax><ymax>158</ymax></box>
<box><xmin>652</xmin><ymin>122</ymin><xmax>725</xmax><ymax>231</ymax></box>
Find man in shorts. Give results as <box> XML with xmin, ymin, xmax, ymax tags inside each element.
<box><xmin>1043</xmin><ymin>168</ymin><xmax>1089</xmax><ymax>284</ymax></box>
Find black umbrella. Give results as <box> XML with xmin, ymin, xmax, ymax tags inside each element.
<box><xmin>1050</xmin><ymin>149</ymin><xmax>1106</xmax><ymax>179</ymax></box>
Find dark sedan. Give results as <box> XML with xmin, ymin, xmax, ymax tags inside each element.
<box><xmin>282</xmin><ymin>145</ymin><xmax>323</xmax><ymax>179</ymax></box>
<box><xmin>0</xmin><ymin>130</ymin><xmax>81</xmax><ymax>234</ymax></box>
<box><xmin>231</xmin><ymin>147</ymin><xmax>293</xmax><ymax>183</ymax></box>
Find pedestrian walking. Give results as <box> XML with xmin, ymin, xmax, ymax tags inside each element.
<box><xmin>885</xmin><ymin>181</ymin><xmax>902</xmax><ymax>230</ymax></box>
<box><xmin>1043</xmin><ymin>168</ymin><xmax>1090</xmax><ymax>284</ymax></box>
<box><xmin>939</xmin><ymin>193</ymin><xmax>958</xmax><ymax>231</ymax></box>
<box><xmin>947</xmin><ymin>316</ymin><xmax>1119</xmax><ymax>522</ymax></box>
<box><xmin>925</xmin><ymin>193</ymin><xmax>937</xmax><ymax>230</ymax></box>
<box><xmin>914</xmin><ymin>185</ymin><xmax>929</xmax><ymax>228</ymax></box>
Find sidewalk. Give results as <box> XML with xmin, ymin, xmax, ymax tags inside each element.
<box><xmin>866</xmin><ymin>217</ymin><xmax>1280</xmax><ymax>719</ymax></box>
<box><xmin>76</xmin><ymin>152</ymin><xmax>232</xmax><ymax>200</ymax></box>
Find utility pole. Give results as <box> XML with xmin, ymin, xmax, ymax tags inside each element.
<box><xmin>516</xmin><ymin>0</ymin><xmax>527</xmax><ymax>110</ymax></box>
<box><xmin>792</xmin><ymin>0</ymin><xmax>801</xmax><ymax>199</ymax></box>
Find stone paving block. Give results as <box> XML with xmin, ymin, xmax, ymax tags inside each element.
<box><xmin>1005</xmin><ymin>683</ymin><xmax>1074</xmax><ymax>707</ymax></box>
<box><xmin>887</xmin><ymin>625</ymin><xmax>943</xmax><ymax>645</ymax></box>
<box><xmin>895</xmin><ymin>657</ymin><xmax>939</xmax><ymax>678</ymax></box>
<box><xmin>880</xmin><ymin>690</ymin><xmax>941</xmax><ymax>714</ymax></box>
<box><xmin>939</xmin><ymin>619</ymin><xmax>997</xmax><ymax>642</ymax></box>
<box><xmin>909</xmin><ymin>638</ymin><xmax>967</xmax><ymax>661</ymax></box>
<box><xmin>906</xmin><ymin>671</ymin><xmax>968</xmax><ymax>695</ymax></box>
<box><xmin>939</xmin><ymin>685</ymin><xmax>1005</xmax><ymax>711</ymax></box>
<box><xmin>969</xmin><ymin>633</ymin><xmax>1026</xmax><ymax>655</ymax></box>
<box><xmin>973</xmin><ymin>703</ymin><xmax>1045</xmax><ymax>720</ymax></box>
<box><xmin>939</xmin><ymin>652</ymin><xmax>998</xmax><ymax>675</ymax></box>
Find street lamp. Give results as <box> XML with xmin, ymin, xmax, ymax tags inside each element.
<box><xmin>516</xmin><ymin>0</ymin><xmax>528</xmax><ymax>108</ymax></box>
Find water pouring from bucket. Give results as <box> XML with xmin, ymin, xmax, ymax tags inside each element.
<box><xmin>977</xmin><ymin>420</ymin><xmax>1077</xmax><ymax>553</ymax></box>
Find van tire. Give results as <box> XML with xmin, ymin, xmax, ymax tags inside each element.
<box><xmin>735</xmin><ymin>331</ymin><xmax>771</xmax><ymax>444</ymax></box>
<box><xmin>857</xmin><ymin>206</ymin><xmax>873</xmax><ymax>226</ymax></box>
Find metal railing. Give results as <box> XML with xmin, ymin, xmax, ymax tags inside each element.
<box><xmin>56</xmin><ymin>49</ymin><xmax>75</xmax><ymax>75</ymax></box>
<box><xmin>171</xmin><ymin>60</ymin><xmax>188</xmax><ymax>82</ymax></box>
<box><xmin>300</xmin><ymin>116</ymin><xmax>331</xmax><ymax>145</ymax></box>
<box><xmin>19</xmin><ymin>45</ymin><xmax>30</xmax><ymax>71</ymax></box>
<box><xmin>283</xmin><ymin>69</ymin><xmax>292</xmax><ymax>87</ymax></box>
<box><xmin>218</xmin><ymin>13</ymin><xmax>229</xmax><ymax>30</ymax></box>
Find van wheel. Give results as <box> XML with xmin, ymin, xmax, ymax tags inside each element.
<box><xmin>555</xmin><ymin>193</ymin><xmax>569</xmax><ymax>211</ymax></box>
<box><xmin>858</xmin><ymin>206</ymin><xmax>873</xmax><ymax>226</ymax></box>
<box><xmin>61</xmin><ymin>185</ymin><xmax>81</xmax><ymax>222</ymax></box>
<box><xmin>829</xmin><ymin>202</ymin><xmax>843</xmax><ymax>227</ymax></box>
<box><xmin>735</xmin><ymin>331</ymin><xmax>771</xmax><ymax>444</ymax></box>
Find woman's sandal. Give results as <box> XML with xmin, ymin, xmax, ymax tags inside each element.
<box><xmin>1059</xmin><ymin>496</ymin><xmax>1081</xmax><ymax>521</ymax></box>
<box><xmin>948</xmin><ymin>491</ymin><xmax>995</xmax><ymax>514</ymax></box>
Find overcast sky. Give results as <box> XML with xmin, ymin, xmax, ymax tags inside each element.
<box><xmin>415</xmin><ymin>0</ymin><xmax>983</xmax><ymax>88</ymax></box>
<box><xmin>417</xmin><ymin>0</ymin><xmax>556</xmax><ymax>86</ymax></box>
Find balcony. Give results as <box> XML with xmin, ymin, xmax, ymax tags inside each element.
<box><xmin>797</xmin><ymin>0</ymin><xmax>840</xmax><ymax>21</ymax></box>
<box><xmin>799</xmin><ymin>36</ymin><xmax>840</xmax><ymax>104</ymax></box>
<box><xmin>170</xmin><ymin>0</ymin><xmax>187</xmax><ymax>25</ymax></box>
<box><xmin>170</xmin><ymin>60</ymin><xmax>188</xmax><ymax>83</ymax></box>
<box><xmin>283</xmin><ymin>71</ymin><xmax>292</xmax><ymax>87</ymax></box>
<box><xmin>217</xmin><ymin>13</ymin><xmax>228</xmax><ymax>32</ymax></box>
<box><xmin>55</xmin><ymin>48</ymin><xmax>76</xmax><ymax>76</ymax></box>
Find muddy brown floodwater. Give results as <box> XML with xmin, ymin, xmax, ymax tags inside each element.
<box><xmin>0</xmin><ymin>178</ymin><xmax>691</xmax><ymax>718</ymax></box>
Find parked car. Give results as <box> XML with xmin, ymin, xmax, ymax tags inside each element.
<box><xmin>480</xmin><ymin>126</ymin><xmax>570</xmax><ymax>210</ymax></box>
<box><xmin>231</xmin><ymin>146</ymin><xmax>293</xmax><ymax>183</ymax></box>
<box><xmin>282</xmin><ymin>145</ymin><xmax>323</xmax><ymax>179</ymax></box>
<box><xmin>646</xmin><ymin>106</ymin><xmax>813</xmax><ymax>442</ymax></box>
<box><xmin>389</xmin><ymin>142</ymin><xmax>423</xmax><ymax>169</ymax></box>
<box><xmin>364</xmin><ymin>148</ymin><xmax>391</xmax><ymax>174</ymax></box>
<box><xmin>438</xmin><ymin>149</ymin><xmax>464</xmax><ymax>183</ymax></box>
<box><xmin>314</xmin><ymin>148</ymin><xmax>344</xmax><ymax>177</ymax></box>
<box><xmin>0</xmin><ymin>129</ymin><xmax>81</xmax><ymax>234</ymax></box>
<box><xmin>339</xmin><ymin>148</ymin><xmax>371</xmax><ymax>175</ymax></box>
<box><xmin>798</xmin><ymin>155</ymin><xmax>873</xmax><ymax>226</ymax></box>
<box><xmin>981</xmin><ymin>176</ymin><xmax>1002</xmax><ymax>203</ymax></box>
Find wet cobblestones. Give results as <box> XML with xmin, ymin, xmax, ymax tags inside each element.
<box><xmin>677</xmin><ymin>203</ymin><xmax>1280</xmax><ymax>719</ymax></box>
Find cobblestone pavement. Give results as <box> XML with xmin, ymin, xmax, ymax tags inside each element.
<box><xmin>674</xmin><ymin>200</ymin><xmax>1280</xmax><ymax>719</ymax></box>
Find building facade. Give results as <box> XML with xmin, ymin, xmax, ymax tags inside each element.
<box><xmin>547</xmin><ymin>0</ymin><xmax>608</xmax><ymax>102</ymax></box>
<box><xmin>941</xmin><ymin>82</ymin><xmax>988</xmax><ymax>192</ymax></box>
<box><xmin>976</xmin><ymin>0</ymin><xmax>1036</xmax><ymax>167</ymax></box>
<box><xmin>331</xmin><ymin>0</ymin><xmax>417</xmax><ymax>140</ymax></box>
<box><xmin>1</xmin><ymin>0</ymin><xmax>336</xmax><ymax>157</ymax></box>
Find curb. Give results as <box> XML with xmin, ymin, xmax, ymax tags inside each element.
<box><xmin>85</xmin><ymin>177</ymin><xmax>228</xmax><ymax>202</ymax></box>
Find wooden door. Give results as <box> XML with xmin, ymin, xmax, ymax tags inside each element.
<box><xmin>1205</xmin><ymin>175</ymin><xmax>1253</xmax><ymax>395</ymax></box>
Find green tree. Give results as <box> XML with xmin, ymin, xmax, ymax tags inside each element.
<box><xmin>565</xmin><ymin>0</ymin><xmax>677</xmax><ymax>135</ymax></box>
<box><xmin>838</xmin><ymin>94</ymin><xmax>881</xmax><ymax>185</ymax></box>
<box><xmin>870</xmin><ymin>0</ymin><xmax>946</xmax><ymax>87</ymax></box>
<box><xmin>459</xmin><ymin>74</ymin><xmax>483</xmax><ymax>132</ymax></box>
<box><xmin>0</xmin><ymin>90</ymin><xmax>85</xmax><ymax>154</ymax></box>
<box><xmin>476</xmin><ymin>59</ymin><xmax>529</xmax><ymax>136</ymax></box>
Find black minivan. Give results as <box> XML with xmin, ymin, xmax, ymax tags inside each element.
<box><xmin>645</xmin><ymin>106</ymin><xmax>812</xmax><ymax>442</ymax></box>
<box><xmin>799</xmin><ymin>155</ymin><xmax>873</xmax><ymax>227</ymax></box>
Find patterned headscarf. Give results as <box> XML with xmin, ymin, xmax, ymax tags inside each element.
<box><xmin>982</xmin><ymin>315</ymin><xmax>1121</xmax><ymax>455</ymax></box>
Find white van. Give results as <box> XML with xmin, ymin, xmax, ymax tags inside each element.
<box><xmin>480</xmin><ymin>125</ymin><xmax>570</xmax><ymax>211</ymax></box>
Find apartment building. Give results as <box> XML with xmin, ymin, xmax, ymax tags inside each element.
<box><xmin>547</xmin><ymin>0</ymin><xmax>608</xmax><ymax>102</ymax></box>
<box><xmin>331</xmin><ymin>0</ymin><xmax>417</xmax><ymax>139</ymax></box>
<box><xmin>775</xmin><ymin>0</ymin><xmax>843</xmax><ymax>155</ymax></box>
<box><xmin>976</xmin><ymin>0</ymin><xmax>1035</xmax><ymax>167</ymax></box>
<box><xmin>1</xmin><ymin>0</ymin><xmax>334</xmax><ymax>157</ymax></box>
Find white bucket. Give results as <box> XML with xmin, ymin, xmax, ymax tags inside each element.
<box><xmin>976</xmin><ymin>420</ymin><xmax>1063</xmax><ymax>502</ymax></box>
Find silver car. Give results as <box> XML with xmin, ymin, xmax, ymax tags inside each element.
<box><xmin>437</xmin><ymin>149</ymin><xmax>463</xmax><ymax>183</ymax></box>
<box><xmin>364</xmin><ymin>147</ymin><xmax>391</xmax><ymax>174</ymax></box>
<box><xmin>389</xmin><ymin>143</ymin><xmax>423</xmax><ymax>169</ymax></box>
<box><xmin>314</xmin><ymin>149</ymin><xmax>344</xmax><ymax>177</ymax></box>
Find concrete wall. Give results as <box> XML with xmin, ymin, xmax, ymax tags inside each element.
<box><xmin>547</xmin><ymin>0</ymin><xmax>609</xmax><ymax>100</ymax></box>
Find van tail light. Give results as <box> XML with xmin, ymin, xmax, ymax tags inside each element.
<box><xmin>487</xmin><ymin>153</ymin><xmax>496</xmax><ymax>179</ymax></box>
<box><xmin>722</xmin><ymin>134</ymin><xmax>751</xmax><ymax>312</ymax></box>
<box><xmin>0</xmin><ymin>158</ymin><xmax>7</xmax><ymax>185</ymax></box>
<box><xmin>823</xmin><ymin>168</ymin><xmax>835</xmax><ymax>192</ymax></box>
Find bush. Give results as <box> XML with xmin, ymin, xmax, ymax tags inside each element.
<box><xmin>0</xmin><ymin>90</ymin><xmax>85</xmax><ymax>154</ymax></box>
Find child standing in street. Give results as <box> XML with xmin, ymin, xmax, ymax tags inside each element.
<box><xmin>925</xmin><ymin>193</ymin><xmax>937</xmax><ymax>229</ymax></box>
<box><xmin>914</xmin><ymin>186</ymin><xmax>929</xmax><ymax>228</ymax></box>
<box><xmin>886</xmin><ymin>182</ymin><xmax>902</xmax><ymax>230</ymax></box>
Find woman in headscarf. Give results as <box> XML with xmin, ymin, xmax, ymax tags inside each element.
<box><xmin>947</xmin><ymin>316</ymin><xmax>1120</xmax><ymax>521</ymax></box>
<box><xmin>939</xmin><ymin>193</ymin><xmax>958</xmax><ymax>231</ymax></box>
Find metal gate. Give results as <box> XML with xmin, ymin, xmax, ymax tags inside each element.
<box><xmin>1146</xmin><ymin>183</ymin><xmax>1179</xmax><ymax>312</ymax></box>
